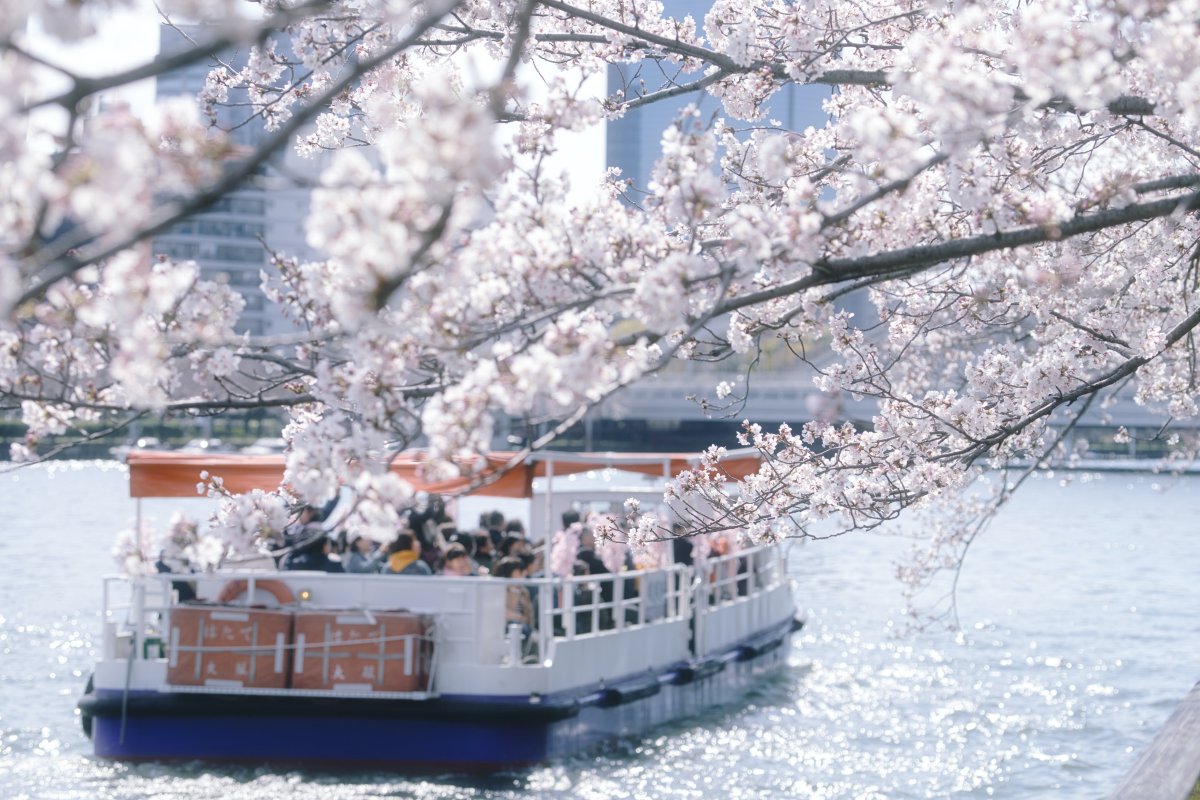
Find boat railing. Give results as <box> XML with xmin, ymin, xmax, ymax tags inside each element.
<box><xmin>96</xmin><ymin>542</ymin><xmax>791</xmax><ymax>686</ymax></box>
<box><xmin>532</xmin><ymin>563</ymin><xmax>693</xmax><ymax>644</ymax></box>
<box><xmin>690</xmin><ymin>544</ymin><xmax>791</xmax><ymax>657</ymax></box>
<box><xmin>100</xmin><ymin>573</ymin><xmax>180</xmax><ymax>662</ymax></box>
<box><xmin>694</xmin><ymin>544</ymin><xmax>787</xmax><ymax>609</ymax></box>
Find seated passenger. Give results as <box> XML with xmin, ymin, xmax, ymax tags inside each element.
<box><xmin>439</xmin><ymin>543</ymin><xmax>474</xmax><ymax>576</ymax></box>
<box><xmin>492</xmin><ymin>556</ymin><xmax>533</xmax><ymax>636</ymax></box>
<box><xmin>473</xmin><ymin>533</ymin><xmax>495</xmax><ymax>571</ymax></box>
<box><xmin>283</xmin><ymin>534</ymin><xmax>345</xmax><ymax>573</ymax></box>
<box><xmin>283</xmin><ymin>504</ymin><xmax>324</xmax><ymax>542</ymax></box>
<box><xmin>498</xmin><ymin>534</ymin><xmax>531</xmax><ymax>560</ymax></box>
<box><xmin>154</xmin><ymin>550</ymin><xmax>197</xmax><ymax>602</ymax></box>
<box><xmin>385</xmin><ymin>533</ymin><xmax>432</xmax><ymax>576</ymax></box>
<box><xmin>345</xmin><ymin>536</ymin><xmax>385</xmax><ymax>573</ymax></box>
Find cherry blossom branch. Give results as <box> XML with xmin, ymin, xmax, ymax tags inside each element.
<box><xmin>18</xmin><ymin>0</ymin><xmax>335</xmax><ymax>114</ymax></box>
<box><xmin>948</xmin><ymin>305</ymin><xmax>1200</xmax><ymax>465</ymax></box>
<box><xmin>17</xmin><ymin>1</ymin><xmax>466</xmax><ymax>306</ymax></box>
<box><xmin>711</xmin><ymin>189</ymin><xmax>1200</xmax><ymax>319</ymax></box>
<box><xmin>537</xmin><ymin>0</ymin><xmax>736</xmax><ymax>67</ymax></box>
<box><xmin>820</xmin><ymin>152</ymin><xmax>949</xmax><ymax>230</ymax></box>
<box><xmin>613</xmin><ymin>69</ymin><xmax>728</xmax><ymax>113</ymax></box>
<box><xmin>0</xmin><ymin>411</ymin><xmax>152</xmax><ymax>474</ymax></box>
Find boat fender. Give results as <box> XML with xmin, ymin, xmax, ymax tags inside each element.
<box><xmin>216</xmin><ymin>578</ymin><xmax>295</xmax><ymax>606</ymax></box>
<box><xmin>616</xmin><ymin>680</ymin><xmax>661</xmax><ymax>705</ymax></box>
<box><xmin>735</xmin><ymin>644</ymin><xmax>759</xmax><ymax>661</ymax></box>
<box><xmin>735</xmin><ymin>634</ymin><xmax>785</xmax><ymax>662</ymax></box>
<box><xmin>78</xmin><ymin>674</ymin><xmax>94</xmax><ymax>739</ymax></box>
<box><xmin>669</xmin><ymin>658</ymin><xmax>726</xmax><ymax>685</ymax></box>
<box><xmin>756</xmin><ymin>636</ymin><xmax>785</xmax><ymax>657</ymax></box>
<box><xmin>588</xmin><ymin>679</ymin><xmax>661</xmax><ymax>708</ymax></box>
<box><xmin>587</xmin><ymin>688</ymin><xmax>621</xmax><ymax>708</ymax></box>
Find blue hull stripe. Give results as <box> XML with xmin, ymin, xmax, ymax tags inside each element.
<box><xmin>85</xmin><ymin>622</ymin><xmax>795</xmax><ymax>770</ymax></box>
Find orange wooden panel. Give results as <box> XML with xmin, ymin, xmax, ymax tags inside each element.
<box><xmin>167</xmin><ymin>606</ymin><xmax>293</xmax><ymax>688</ymax></box>
<box><xmin>291</xmin><ymin>611</ymin><xmax>433</xmax><ymax>692</ymax></box>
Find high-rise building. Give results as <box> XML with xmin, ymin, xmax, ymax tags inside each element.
<box><xmin>605</xmin><ymin>2</ymin><xmax>828</xmax><ymax>196</ymax></box>
<box><xmin>152</xmin><ymin>26</ymin><xmax>323</xmax><ymax>337</ymax></box>
<box><xmin>591</xmin><ymin>4</ymin><xmax>846</xmax><ymax>450</ymax></box>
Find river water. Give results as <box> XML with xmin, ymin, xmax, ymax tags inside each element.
<box><xmin>2</xmin><ymin>462</ymin><xmax>1198</xmax><ymax>799</ymax></box>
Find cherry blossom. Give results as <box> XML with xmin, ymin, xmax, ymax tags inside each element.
<box><xmin>5</xmin><ymin>0</ymin><xmax>1200</xmax><ymax>602</ymax></box>
<box><xmin>549</xmin><ymin>521</ymin><xmax>581</xmax><ymax>577</ymax></box>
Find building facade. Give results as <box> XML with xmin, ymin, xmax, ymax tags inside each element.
<box><xmin>592</xmin><ymin>3</ymin><xmax>838</xmax><ymax>450</ymax></box>
<box><xmin>153</xmin><ymin>26</ymin><xmax>321</xmax><ymax>337</ymax></box>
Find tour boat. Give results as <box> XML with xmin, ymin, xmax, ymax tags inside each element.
<box><xmin>77</xmin><ymin>449</ymin><xmax>801</xmax><ymax>772</ymax></box>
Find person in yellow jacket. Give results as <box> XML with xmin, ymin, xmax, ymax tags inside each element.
<box><xmin>385</xmin><ymin>532</ymin><xmax>432</xmax><ymax>575</ymax></box>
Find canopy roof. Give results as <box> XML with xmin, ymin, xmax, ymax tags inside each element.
<box><xmin>126</xmin><ymin>449</ymin><xmax>762</xmax><ymax>499</ymax></box>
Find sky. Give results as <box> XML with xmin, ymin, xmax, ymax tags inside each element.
<box><xmin>25</xmin><ymin>2</ymin><xmax>161</xmax><ymax>109</ymax></box>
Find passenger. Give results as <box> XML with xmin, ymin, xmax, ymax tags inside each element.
<box><xmin>446</xmin><ymin>531</ymin><xmax>487</xmax><ymax>574</ymax></box>
<box><xmin>523</xmin><ymin>546</ymin><xmax>547</xmax><ymax>625</ymax></box>
<box><xmin>499</xmin><ymin>534</ymin><xmax>531</xmax><ymax>560</ymax></box>
<box><xmin>575</xmin><ymin>526</ymin><xmax>608</xmax><ymax>577</ymax></box>
<box><xmin>492</xmin><ymin>556</ymin><xmax>533</xmax><ymax>637</ymax></box>
<box><xmin>572</xmin><ymin>559</ymin><xmax>596</xmax><ymax>635</ymax></box>
<box><xmin>474</xmin><ymin>533</ymin><xmax>496</xmax><ymax>571</ymax></box>
<box><xmin>283</xmin><ymin>534</ymin><xmax>345</xmax><ymax>573</ymax></box>
<box><xmin>277</xmin><ymin>503</ymin><xmax>321</xmax><ymax>561</ymax></box>
<box><xmin>286</xmin><ymin>503</ymin><xmax>322</xmax><ymax>533</ymax></box>
<box><xmin>385</xmin><ymin>533</ymin><xmax>432</xmax><ymax>575</ymax></box>
<box><xmin>671</xmin><ymin>522</ymin><xmax>694</xmax><ymax>566</ymax></box>
<box><xmin>524</xmin><ymin>546</ymin><xmax>544</xmax><ymax>578</ymax></box>
<box><xmin>439</xmin><ymin>543</ymin><xmax>474</xmax><ymax>576</ymax></box>
<box><xmin>485</xmin><ymin>510</ymin><xmax>506</xmax><ymax>549</ymax></box>
<box><xmin>409</xmin><ymin>494</ymin><xmax>453</xmax><ymax>549</ymax></box>
<box><xmin>576</xmin><ymin>527</ymin><xmax>615</xmax><ymax>629</ymax></box>
<box><xmin>430</xmin><ymin>522</ymin><xmax>456</xmax><ymax>558</ymax></box>
<box><xmin>708</xmin><ymin>534</ymin><xmax>737</xmax><ymax>601</ymax></box>
<box><xmin>154</xmin><ymin>551</ymin><xmax>197</xmax><ymax>602</ymax></box>
<box><xmin>345</xmin><ymin>536</ymin><xmax>385</xmax><ymax>573</ymax></box>
<box><xmin>445</xmin><ymin>529</ymin><xmax>472</xmax><ymax>554</ymax></box>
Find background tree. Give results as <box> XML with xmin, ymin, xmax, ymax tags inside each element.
<box><xmin>4</xmin><ymin>0</ymin><xmax>1200</xmax><ymax>606</ymax></box>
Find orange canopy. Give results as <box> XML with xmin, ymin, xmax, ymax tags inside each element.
<box><xmin>126</xmin><ymin>449</ymin><xmax>762</xmax><ymax>499</ymax></box>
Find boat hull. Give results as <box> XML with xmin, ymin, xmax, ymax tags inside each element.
<box><xmin>81</xmin><ymin>621</ymin><xmax>796</xmax><ymax>772</ymax></box>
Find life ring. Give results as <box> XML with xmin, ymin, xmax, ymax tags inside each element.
<box><xmin>216</xmin><ymin>578</ymin><xmax>295</xmax><ymax>606</ymax></box>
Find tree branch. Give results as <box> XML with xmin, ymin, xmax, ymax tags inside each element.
<box><xmin>713</xmin><ymin>189</ymin><xmax>1200</xmax><ymax>318</ymax></box>
<box><xmin>19</xmin><ymin>0</ymin><xmax>335</xmax><ymax>114</ymax></box>
<box><xmin>17</xmin><ymin>0</ymin><xmax>466</xmax><ymax>306</ymax></box>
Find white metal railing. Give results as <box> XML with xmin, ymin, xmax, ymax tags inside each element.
<box><xmin>101</xmin><ymin>574</ymin><xmax>177</xmax><ymax>661</ymax></box>
<box><xmin>98</xmin><ymin>543</ymin><xmax>788</xmax><ymax>675</ymax></box>
<box><xmin>524</xmin><ymin>563</ymin><xmax>693</xmax><ymax>645</ymax></box>
<box><xmin>691</xmin><ymin>545</ymin><xmax>788</xmax><ymax>657</ymax></box>
<box><xmin>693</xmin><ymin>545</ymin><xmax>785</xmax><ymax>607</ymax></box>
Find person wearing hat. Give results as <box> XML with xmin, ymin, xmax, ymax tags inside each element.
<box><xmin>439</xmin><ymin>543</ymin><xmax>474</xmax><ymax>576</ymax></box>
